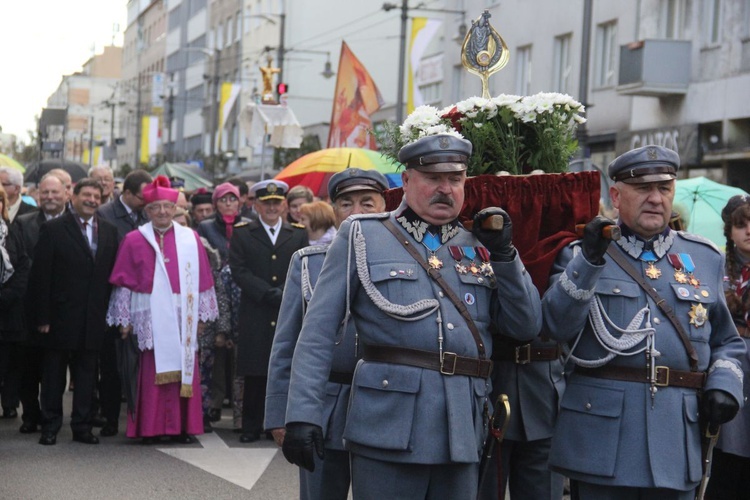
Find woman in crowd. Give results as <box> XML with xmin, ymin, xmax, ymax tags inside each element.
<box><xmin>706</xmin><ymin>194</ymin><xmax>750</xmax><ymax>498</ymax></box>
<box><xmin>285</xmin><ymin>185</ymin><xmax>314</xmax><ymax>224</ymax></box>
<box><xmin>196</xmin><ymin>183</ymin><xmax>248</xmax><ymax>429</ymax></box>
<box><xmin>298</xmin><ymin>201</ymin><xmax>336</xmax><ymax>246</ymax></box>
<box><xmin>0</xmin><ymin>185</ymin><xmax>30</xmax><ymax>419</ymax></box>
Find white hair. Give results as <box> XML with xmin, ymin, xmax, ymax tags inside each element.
<box><xmin>88</xmin><ymin>165</ymin><xmax>113</xmax><ymax>176</ymax></box>
<box><xmin>0</xmin><ymin>167</ymin><xmax>23</xmax><ymax>187</ymax></box>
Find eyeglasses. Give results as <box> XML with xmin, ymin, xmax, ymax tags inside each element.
<box><xmin>146</xmin><ymin>202</ymin><xmax>176</xmax><ymax>212</ymax></box>
<box><xmin>217</xmin><ymin>196</ymin><xmax>239</xmax><ymax>204</ymax></box>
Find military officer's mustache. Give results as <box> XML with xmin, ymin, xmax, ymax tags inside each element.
<box><xmin>429</xmin><ymin>194</ymin><xmax>454</xmax><ymax>206</ymax></box>
<box><xmin>82</xmin><ymin>201</ymin><xmax>98</xmax><ymax>208</ymax></box>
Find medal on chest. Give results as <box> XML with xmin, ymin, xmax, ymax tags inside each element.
<box><xmin>689</xmin><ymin>303</ymin><xmax>708</xmax><ymax>327</ymax></box>
<box><xmin>640</xmin><ymin>250</ymin><xmax>661</xmax><ymax>280</ymax></box>
<box><xmin>680</xmin><ymin>253</ymin><xmax>701</xmax><ymax>287</ymax></box>
<box><xmin>667</xmin><ymin>254</ymin><xmax>688</xmax><ymax>284</ymax></box>
<box><xmin>422</xmin><ymin>232</ymin><xmax>444</xmax><ymax>270</ymax></box>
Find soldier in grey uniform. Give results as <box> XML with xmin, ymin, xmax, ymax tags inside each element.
<box><xmin>265</xmin><ymin>168</ymin><xmax>389</xmax><ymax>500</ymax></box>
<box><xmin>542</xmin><ymin>145</ymin><xmax>745</xmax><ymax>499</ymax></box>
<box><xmin>282</xmin><ymin>134</ymin><xmax>542</xmax><ymax>500</ymax></box>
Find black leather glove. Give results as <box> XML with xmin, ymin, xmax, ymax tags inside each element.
<box><xmin>263</xmin><ymin>287</ymin><xmax>283</xmax><ymax>307</ymax></box>
<box><xmin>282</xmin><ymin>422</ymin><xmax>325</xmax><ymax>472</ymax></box>
<box><xmin>581</xmin><ymin>216</ymin><xmax>616</xmax><ymax>265</ymax></box>
<box><xmin>472</xmin><ymin>207</ymin><xmax>515</xmax><ymax>262</ymax></box>
<box><xmin>701</xmin><ymin>389</ymin><xmax>740</xmax><ymax>434</ymax></box>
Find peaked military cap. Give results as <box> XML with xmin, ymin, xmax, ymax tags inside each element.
<box><xmin>252</xmin><ymin>179</ymin><xmax>289</xmax><ymax>201</ymax></box>
<box><xmin>328</xmin><ymin>168</ymin><xmax>389</xmax><ymax>201</ymax></box>
<box><xmin>608</xmin><ymin>145</ymin><xmax>679</xmax><ymax>184</ymax></box>
<box><xmin>398</xmin><ymin>134</ymin><xmax>472</xmax><ymax>172</ymax></box>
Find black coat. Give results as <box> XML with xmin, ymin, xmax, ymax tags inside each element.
<box><xmin>15</xmin><ymin>200</ymin><xmax>37</xmax><ymax>220</ymax></box>
<box><xmin>229</xmin><ymin>220</ymin><xmax>308</xmax><ymax>377</ymax></box>
<box><xmin>0</xmin><ymin>222</ymin><xmax>30</xmax><ymax>341</ymax></box>
<box><xmin>96</xmin><ymin>198</ymin><xmax>147</xmax><ymax>243</ymax></box>
<box><xmin>30</xmin><ymin>212</ymin><xmax>118</xmax><ymax>351</ymax></box>
<box><xmin>14</xmin><ymin>209</ymin><xmax>51</xmax><ymax>258</ymax></box>
<box><xmin>197</xmin><ymin>213</ymin><xmax>250</xmax><ymax>265</ymax></box>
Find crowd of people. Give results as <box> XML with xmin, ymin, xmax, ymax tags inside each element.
<box><xmin>0</xmin><ymin>137</ymin><xmax>748</xmax><ymax>500</ymax></box>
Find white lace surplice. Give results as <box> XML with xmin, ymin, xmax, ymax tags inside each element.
<box><xmin>106</xmin><ymin>286</ymin><xmax>218</xmax><ymax>351</ymax></box>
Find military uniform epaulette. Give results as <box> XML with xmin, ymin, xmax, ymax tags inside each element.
<box><xmin>678</xmin><ymin>231</ymin><xmax>720</xmax><ymax>253</ymax></box>
<box><xmin>351</xmin><ymin>212</ymin><xmax>389</xmax><ymax>221</ymax></box>
<box><xmin>297</xmin><ymin>245</ymin><xmax>329</xmax><ymax>257</ymax></box>
<box><xmin>291</xmin><ymin>222</ymin><xmax>306</xmax><ymax>229</ymax></box>
<box><xmin>234</xmin><ymin>221</ymin><xmax>249</xmax><ymax>228</ymax></box>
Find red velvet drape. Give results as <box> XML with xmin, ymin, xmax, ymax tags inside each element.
<box><xmin>384</xmin><ymin>171</ymin><xmax>601</xmax><ymax>294</ymax></box>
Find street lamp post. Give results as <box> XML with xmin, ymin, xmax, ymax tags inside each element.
<box><xmin>383</xmin><ymin>2</ymin><xmax>467</xmax><ymax>124</ymax></box>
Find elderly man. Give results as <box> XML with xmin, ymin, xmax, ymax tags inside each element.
<box><xmin>282</xmin><ymin>134</ymin><xmax>542</xmax><ymax>499</ymax></box>
<box><xmin>32</xmin><ymin>178</ymin><xmax>119</xmax><ymax>445</ymax></box>
<box><xmin>89</xmin><ymin>166</ymin><xmax>116</xmax><ymax>204</ymax></box>
<box><xmin>97</xmin><ymin>169</ymin><xmax>152</xmax><ymax>241</ymax></box>
<box><xmin>15</xmin><ymin>174</ymin><xmax>68</xmax><ymax>434</ymax></box>
<box><xmin>0</xmin><ymin>167</ymin><xmax>36</xmax><ymax>222</ymax></box>
<box><xmin>229</xmin><ymin>179</ymin><xmax>308</xmax><ymax>443</ymax></box>
<box><xmin>266</xmin><ymin>169</ymin><xmax>389</xmax><ymax>500</ymax></box>
<box><xmin>106</xmin><ymin>176</ymin><xmax>218</xmax><ymax>443</ymax></box>
<box><xmin>542</xmin><ymin>145</ymin><xmax>745</xmax><ymax>499</ymax></box>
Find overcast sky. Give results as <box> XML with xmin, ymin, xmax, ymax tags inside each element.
<box><xmin>0</xmin><ymin>0</ymin><xmax>127</xmax><ymax>144</ymax></box>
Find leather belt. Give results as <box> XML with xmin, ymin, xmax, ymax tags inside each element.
<box><xmin>737</xmin><ymin>325</ymin><xmax>750</xmax><ymax>339</ymax></box>
<box><xmin>362</xmin><ymin>344</ymin><xmax>493</xmax><ymax>378</ymax></box>
<box><xmin>328</xmin><ymin>371</ymin><xmax>353</xmax><ymax>385</ymax></box>
<box><xmin>492</xmin><ymin>344</ymin><xmax>561</xmax><ymax>364</ymax></box>
<box><xmin>576</xmin><ymin>365</ymin><xmax>706</xmax><ymax>389</ymax></box>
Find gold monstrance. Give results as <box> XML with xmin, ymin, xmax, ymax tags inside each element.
<box><xmin>461</xmin><ymin>10</ymin><xmax>510</xmax><ymax>98</ymax></box>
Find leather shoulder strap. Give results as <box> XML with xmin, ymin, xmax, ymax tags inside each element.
<box><xmin>606</xmin><ymin>246</ymin><xmax>699</xmax><ymax>371</ymax></box>
<box><xmin>382</xmin><ymin>218</ymin><xmax>487</xmax><ymax>358</ymax></box>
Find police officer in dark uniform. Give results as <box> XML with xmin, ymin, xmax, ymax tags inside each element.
<box><xmin>542</xmin><ymin>145</ymin><xmax>745</xmax><ymax>499</ymax></box>
<box><xmin>265</xmin><ymin>168</ymin><xmax>389</xmax><ymax>500</ymax></box>
<box><xmin>282</xmin><ymin>134</ymin><xmax>542</xmax><ymax>499</ymax></box>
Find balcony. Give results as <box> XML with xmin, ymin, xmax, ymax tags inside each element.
<box><xmin>617</xmin><ymin>39</ymin><xmax>691</xmax><ymax>97</ymax></box>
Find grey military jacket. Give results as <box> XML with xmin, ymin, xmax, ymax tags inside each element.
<box><xmin>286</xmin><ymin>208</ymin><xmax>542</xmax><ymax>464</ymax></box>
<box><xmin>542</xmin><ymin>230</ymin><xmax>745</xmax><ymax>491</ymax></box>
<box><xmin>265</xmin><ymin>245</ymin><xmax>356</xmax><ymax>451</ymax></box>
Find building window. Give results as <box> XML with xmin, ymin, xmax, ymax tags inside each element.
<box><xmin>745</xmin><ymin>0</ymin><xmax>750</xmax><ymax>37</ymax></box>
<box><xmin>217</xmin><ymin>22</ymin><xmax>223</xmax><ymax>49</ymax></box>
<box><xmin>515</xmin><ymin>45</ymin><xmax>532</xmax><ymax>96</ymax></box>
<box><xmin>451</xmin><ymin>64</ymin><xmax>464</xmax><ymax>103</ymax></box>
<box><xmin>552</xmin><ymin>34</ymin><xmax>572</xmax><ymax>94</ymax></box>
<box><xmin>703</xmin><ymin>0</ymin><xmax>722</xmax><ymax>46</ymax></box>
<box><xmin>594</xmin><ymin>20</ymin><xmax>617</xmax><ymax>88</ymax></box>
<box><xmin>418</xmin><ymin>82</ymin><xmax>442</xmax><ymax>105</ymax></box>
<box><xmin>660</xmin><ymin>0</ymin><xmax>687</xmax><ymax>39</ymax></box>
<box><xmin>235</xmin><ymin>13</ymin><xmax>241</xmax><ymax>42</ymax></box>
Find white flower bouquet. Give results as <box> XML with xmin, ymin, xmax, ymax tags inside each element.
<box><xmin>379</xmin><ymin>92</ymin><xmax>586</xmax><ymax>176</ymax></box>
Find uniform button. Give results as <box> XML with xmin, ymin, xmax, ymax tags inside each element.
<box><xmin>522</xmin><ymin>268</ymin><xmax>527</xmax><ymax>275</ymax></box>
<box><xmin>447</xmin><ymin>323</ymin><xmax>455</xmax><ymax>330</ymax></box>
<box><xmin>573</xmin><ymin>271</ymin><xmax>579</xmax><ymax>278</ymax></box>
<box><xmin>694</xmin><ymin>294</ymin><xmax>701</xmax><ymax>300</ymax></box>
<box><xmin>438</xmin><ymin>291</ymin><xmax>444</xmax><ymax>298</ymax></box>
<box><xmin>390</xmin><ymin>271</ymin><xmax>397</xmax><ymax>277</ymax></box>
<box><xmin>613</xmin><ymin>287</ymin><xmax>621</xmax><ymax>294</ymax></box>
<box><xmin>585</xmin><ymin>403</ymin><xmax>592</xmax><ymax>411</ymax></box>
<box><xmin>382</xmin><ymin>380</ymin><xmax>389</xmax><ymax>388</ymax></box>
<box><xmin>270</xmin><ymin>321</ymin><xmax>276</xmax><ymax>327</ymax></box>
<box><xmin>653</xmin><ymin>317</ymin><xmax>661</xmax><ymax>325</ymax></box>
<box><xmin>272</xmin><ymin>276</ymin><xmax>277</xmax><ymax>282</ymax></box>
<box><xmin>477</xmin><ymin>277</ymin><xmax>484</xmax><ymax>284</ymax></box>
<box><xmin>271</xmin><ymin>255</ymin><xmax>277</xmax><ymax>260</ymax></box>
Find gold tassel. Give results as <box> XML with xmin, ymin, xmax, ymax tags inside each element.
<box><xmin>155</xmin><ymin>371</ymin><xmax>181</xmax><ymax>385</ymax></box>
<box><xmin>180</xmin><ymin>384</ymin><xmax>193</xmax><ymax>398</ymax></box>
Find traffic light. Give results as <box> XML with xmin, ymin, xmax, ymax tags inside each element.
<box><xmin>276</xmin><ymin>82</ymin><xmax>289</xmax><ymax>95</ymax></box>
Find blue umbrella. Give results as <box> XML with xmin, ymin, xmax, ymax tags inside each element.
<box><xmin>674</xmin><ymin>176</ymin><xmax>748</xmax><ymax>247</ymax></box>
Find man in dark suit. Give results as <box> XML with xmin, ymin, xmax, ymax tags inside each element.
<box><xmin>96</xmin><ymin>169</ymin><xmax>152</xmax><ymax>241</ymax></box>
<box><xmin>32</xmin><ymin>178</ymin><xmax>119</xmax><ymax>445</ymax></box>
<box><xmin>0</xmin><ymin>167</ymin><xmax>36</xmax><ymax>222</ymax></box>
<box><xmin>14</xmin><ymin>173</ymin><xmax>68</xmax><ymax>434</ymax></box>
<box><xmin>229</xmin><ymin>180</ymin><xmax>308</xmax><ymax>443</ymax></box>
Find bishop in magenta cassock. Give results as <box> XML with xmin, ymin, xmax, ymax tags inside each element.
<box><xmin>106</xmin><ymin>176</ymin><xmax>218</xmax><ymax>442</ymax></box>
